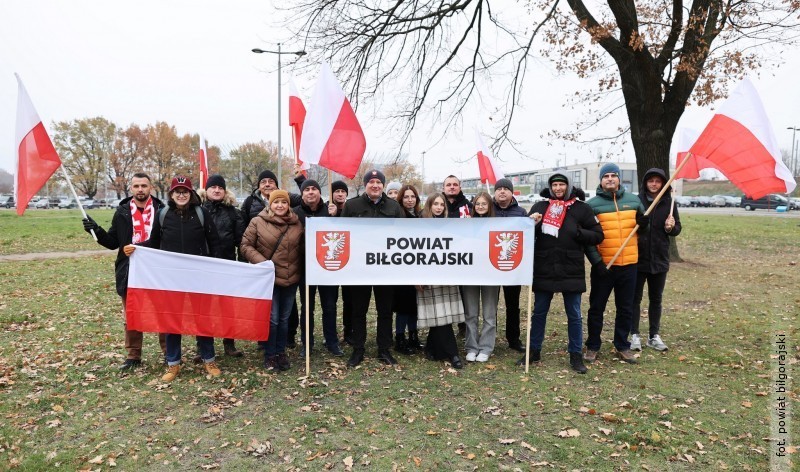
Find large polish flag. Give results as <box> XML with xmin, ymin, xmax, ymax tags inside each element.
<box><xmin>299</xmin><ymin>63</ymin><xmax>366</xmax><ymax>179</ymax></box>
<box><xmin>198</xmin><ymin>134</ymin><xmax>209</xmax><ymax>188</ymax></box>
<box><xmin>685</xmin><ymin>78</ymin><xmax>796</xmax><ymax>198</ymax></box>
<box><xmin>14</xmin><ymin>74</ymin><xmax>62</xmax><ymax>215</ymax></box>
<box><xmin>126</xmin><ymin>247</ymin><xmax>275</xmax><ymax>341</ymax></box>
<box><xmin>476</xmin><ymin>131</ymin><xmax>504</xmax><ymax>185</ymax></box>
<box><xmin>288</xmin><ymin>79</ymin><xmax>307</xmax><ymax>177</ymax></box>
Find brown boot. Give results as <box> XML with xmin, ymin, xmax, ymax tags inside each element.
<box><xmin>583</xmin><ymin>349</ymin><xmax>598</xmax><ymax>363</ymax></box>
<box><xmin>223</xmin><ymin>339</ymin><xmax>243</xmax><ymax>357</ymax></box>
<box><xmin>204</xmin><ymin>361</ymin><xmax>222</xmax><ymax>377</ymax></box>
<box><xmin>162</xmin><ymin>365</ymin><xmax>181</xmax><ymax>382</ymax></box>
<box><xmin>615</xmin><ymin>349</ymin><xmax>638</xmax><ymax>364</ymax></box>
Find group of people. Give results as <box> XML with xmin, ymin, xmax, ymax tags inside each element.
<box><xmin>82</xmin><ymin>161</ymin><xmax>680</xmax><ymax>381</ymax></box>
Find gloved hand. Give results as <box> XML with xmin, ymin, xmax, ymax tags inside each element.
<box><xmin>82</xmin><ymin>216</ymin><xmax>100</xmax><ymax>233</ymax></box>
<box><xmin>636</xmin><ymin>213</ymin><xmax>650</xmax><ymax>228</ymax></box>
<box><xmin>592</xmin><ymin>261</ymin><xmax>611</xmax><ymax>278</ymax></box>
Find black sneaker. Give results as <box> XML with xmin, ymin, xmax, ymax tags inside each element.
<box><xmin>347</xmin><ymin>349</ymin><xmax>365</xmax><ymax>368</ymax></box>
<box><xmin>326</xmin><ymin>344</ymin><xmax>344</xmax><ymax>356</ymax></box>
<box><xmin>119</xmin><ymin>359</ymin><xmax>142</xmax><ymax>371</ymax></box>
<box><xmin>276</xmin><ymin>353</ymin><xmax>291</xmax><ymax>371</ymax></box>
<box><xmin>515</xmin><ymin>349</ymin><xmax>541</xmax><ymax>366</ymax></box>
<box><xmin>376</xmin><ymin>350</ymin><xmax>398</xmax><ymax>365</ymax></box>
<box><xmin>508</xmin><ymin>342</ymin><xmax>526</xmax><ymax>353</ymax></box>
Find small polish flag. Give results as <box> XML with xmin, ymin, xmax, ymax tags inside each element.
<box><xmin>288</xmin><ymin>79</ymin><xmax>307</xmax><ymax>177</ymax></box>
<box><xmin>126</xmin><ymin>247</ymin><xmax>275</xmax><ymax>341</ymax></box>
<box><xmin>686</xmin><ymin>78</ymin><xmax>796</xmax><ymax>198</ymax></box>
<box><xmin>476</xmin><ymin>131</ymin><xmax>504</xmax><ymax>185</ymax></box>
<box><xmin>299</xmin><ymin>63</ymin><xmax>366</xmax><ymax>179</ymax></box>
<box><xmin>14</xmin><ymin>74</ymin><xmax>62</xmax><ymax>215</ymax></box>
<box><xmin>198</xmin><ymin>134</ymin><xmax>208</xmax><ymax>188</ymax></box>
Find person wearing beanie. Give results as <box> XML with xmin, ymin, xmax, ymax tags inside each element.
<box><xmin>123</xmin><ymin>175</ymin><xmax>223</xmax><ymax>382</ymax></box>
<box><xmin>199</xmin><ymin>173</ymin><xmax>246</xmax><ymax>358</ymax></box>
<box><xmin>328</xmin><ymin>180</ymin><xmax>349</xmax><ymax>217</ymax></box>
<box><xmin>520</xmin><ymin>170</ymin><xmax>604</xmax><ymax>374</ymax></box>
<box><xmin>292</xmin><ymin>177</ymin><xmax>344</xmax><ymax>358</ymax></box>
<box><xmin>385</xmin><ymin>181</ymin><xmax>402</xmax><ymax>199</ymax></box>
<box><xmin>491</xmin><ymin>176</ymin><xmax>528</xmax><ymax>353</ymax></box>
<box><xmin>240</xmin><ymin>169</ymin><xmax>302</xmax><ymax>228</ymax></box>
<box><xmin>342</xmin><ymin>169</ymin><xmax>405</xmax><ymax>367</ymax></box>
<box><xmin>630</xmin><ymin>168</ymin><xmax>681</xmax><ymax>352</ymax></box>
<box><xmin>584</xmin><ymin>163</ymin><xmax>649</xmax><ymax>365</ymax></box>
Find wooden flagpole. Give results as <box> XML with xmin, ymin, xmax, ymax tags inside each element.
<box><xmin>605</xmin><ymin>153</ymin><xmax>693</xmax><ymax>268</ymax></box>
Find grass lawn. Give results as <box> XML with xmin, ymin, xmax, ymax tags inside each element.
<box><xmin>0</xmin><ymin>213</ymin><xmax>797</xmax><ymax>470</ymax></box>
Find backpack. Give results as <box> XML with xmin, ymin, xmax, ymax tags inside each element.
<box><xmin>158</xmin><ymin>205</ymin><xmax>204</xmax><ymax>227</ymax></box>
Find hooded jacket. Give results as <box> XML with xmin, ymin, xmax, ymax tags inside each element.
<box><xmin>445</xmin><ymin>191</ymin><xmax>473</xmax><ymax>218</ymax></box>
<box><xmin>94</xmin><ymin>195</ymin><xmax>165</xmax><ymax>297</ymax></box>
<box><xmin>199</xmin><ymin>188</ymin><xmax>245</xmax><ymax>261</ymax></box>
<box><xmin>586</xmin><ymin>184</ymin><xmax>646</xmax><ymax>267</ymax></box>
<box><xmin>637</xmin><ymin>168</ymin><xmax>682</xmax><ymax>273</ymax></box>
<box><xmin>240</xmin><ymin>209</ymin><xmax>304</xmax><ymax>287</ymax></box>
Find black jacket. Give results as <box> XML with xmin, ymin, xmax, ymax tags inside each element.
<box><xmin>445</xmin><ymin>191</ymin><xmax>473</xmax><ymax>218</ymax></box>
<box><xmin>200</xmin><ymin>189</ymin><xmax>245</xmax><ymax>261</ymax></box>
<box><xmin>637</xmin><ymin>168</ymin><xmax>682</xmax><ymax>274</ymax></box>
<box><xmin>292</xmin><ymin>200</ymin><xmax>330</xmax><ymax>227</ymax></box>
<box><xmin>142</xmin><ymin>199</ymin><xmax>221</xmax><ymax>258</ymax></box>
<box><xmin>241</xmin><ymin>189</ymin><xmax>303</xmax><ymax>228</ymax></box>
<box><xmin>392</xmin><ymin>211</ymin><xmax>418</xmax><ymax>315</ymax></box>
<box><xmin>341</xmin><ymin>192</ymin><xmax>405</xmax><ymax>218</ymax></box>
<box><xmin>494</xmin><ymin>198</ymin><xmax>528</xmax><ymax>217</ymax></box>
<box><xmin>94</xmin><ymin>196</ymin><xmax>165</xmax><ymax>297</ymax></box>
<box><xmin>529</xmin><ymin>189</ymin><xmax>604</xmax><ymax>293</ymax></box>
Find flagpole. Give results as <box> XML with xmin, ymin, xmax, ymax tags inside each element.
<box><xmin>605</xmin><ymin>153</ymin><xmax>693</xmax><ymax>268</ymax></box>
<box><xmin>669</xmin><ymin>188</ymin><xmax>676</xmax><ymax>218</ymax></box>
<box><xmin>524</xmin><ymin>284</ymin><xmax>533</xmax><ymax>374</ymax></box>
<box><xmin>328</xmin><ymin>169</ymin><xmax>333</xmax><ymax>207</ymax></box>
<box><xmin>60</xmin><ymin>165</ymin><xmax>97</xmax><ymax>241</ymax></box>
<box><xmin>305</xmin><ymin>284</ymin><xmax>311</xmax><ymax>377</ymax></box>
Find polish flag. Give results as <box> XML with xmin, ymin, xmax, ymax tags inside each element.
<box><xmin>126</xmin><ymin>247</ymin><xmax>275</xmax><ymax>341</ymax></box>
<box><xmin>288</xmin><ymin>79</ymin><xmax>307</xmax><ymax>177</ymax></box>
<box><xmin>14</xmin><ymin>74</ymin><xmax>62</xmax><ymax>215</ymax></box>
<box><xmin>476</xmin><ymin>131</ymin><xmax>504</xmax><ymax>185</ymax></box>
<box><xmin>299</xmin><ymin>63</ymin><xmax>366</xmax><ymax>179</ymax></box>
<box><xmin>685</xmin><ymin>78</ymin><xmax>796</xmax><ymax>198</ymax></box>
<box><xmin>198</xmin><ymin>134</ymin><xmax>208</xmax><ymax>188</ymax></box>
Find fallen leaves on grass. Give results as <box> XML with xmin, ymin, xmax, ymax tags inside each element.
<box><xmin>558</xmin><ymin>428</ymin><xmax>581</xmax><ymax>438</ymax></box>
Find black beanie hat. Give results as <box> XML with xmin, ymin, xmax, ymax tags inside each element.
<box><xmin>494</xmin><ymin>178</ymin><xmax>513</xmax><ymax>192</ymax></box>
<box><xmin>205</xmin><ymin>174</ymin><xmax>226</xmax><ymax>190</ymax></box>
<box><xmin>300</xmin><ymin>179</ymin><xmax>321</xmax><ymax>193</ymax></box>
<box><xmin>363</xmin><ymin>169</ymin><xmax>386</xmax><ymax>186</ymax></box>
<box><xmin>331</xmin><ymin>180</ymin><xmax>348</xmax><ymax>195</ymax></box>
<box><xmin>257</xmin><ymin>170</ymin><xmax>278</xmax><ymax>186</ymax></box>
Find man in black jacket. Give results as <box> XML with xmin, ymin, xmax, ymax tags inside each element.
<box><xmin>341</xmin><ymin>169</ymin><xmax>405</xmax><ymax>367</ymax></box>
<box><xmin>630</xmin><ymin>168</ymin><xmax>681</xmax><ymax>352</ymax></box>
<box><xmin>82</xmin><ymin>172</ymin><xmax>166</xmax><ymax>370</ymax></box>
<box><xmin>200</xmin><ymin>174</ymin><xmax>246</xmax><ymax>357</ymax></box>
<box><xmin>443</xmin><ymin>175</ymin><xmax>473</xmax><ymax>218</ymax></box>
<box><xmin>521</xmin><ymin>171</ymin><xmax>604</xmax><ymax>373</ymax></box>
<box><xmin>240</xmin><ymin>169</ymin><xmax>303</xmax><ymax>228</ymax></box>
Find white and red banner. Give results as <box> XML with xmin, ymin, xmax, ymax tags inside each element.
<box><xmin>126</xmin><ymin>247</ymin><xmax>275</xmax><ymax>341</ymax></box>
<box><xmin>298</xmin><ymin>62</ymin><xmax>366</xmax><ymax>179</ymax></box>
<box><xmin>198</xmin><ymin>134</ymin><xmax>209</xmax><ymax>188</ymax></box>
<box><xmin>288</xmin><ymin>78</ymin><xmax>307</xmax><ymax>176</ymax></box>
<box><xmin>14</xmin><ymin>74</ymin><xmax>62</xmax><ymax>215</ymax></box>
<box><xmin>305</xmin><ymin>218</ymin><xmax>534</xmax><ymax>285</ymax></box>
<box><xmin>476</xmin><ymin>131</ymin><xmax>504</xmax><ymax>186</ymax></box>
<box><xmin>682</xmin><ymin>78</ymin><xmax>796</xmax><ymax>198</ymax></box>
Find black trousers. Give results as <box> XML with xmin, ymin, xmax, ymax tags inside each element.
<box><xmin>587</xmin><ymin>265</ymin><xmax>636</xmax><ymax>351</ymax></box>
<box><xmin>632</xmin><ymin>271</ymin><xmax>668</xmax><ymax>338</ymax></box>
<box><xmin>503</xmin><ymin>285</ymin><xmax>522</xmax><ymax>344</ymax></box>
<box><xmin>341</xmin><ymin>285</ymin><xmax>353</xmax><ymax>339</ymax></box>
<box><xmin>425</xmin><ymin>324</ymin><xmax>458</xmax><ymax>360</ymax></box>
<box><xmin>349</xmin><ymin>285</ymin><xmax>394</xmax><ymax>352</ymax></box>
<box><xmin>288</xmin><ymin>298</ymin><xmax>300</xmax><ymax>342</ymax></box>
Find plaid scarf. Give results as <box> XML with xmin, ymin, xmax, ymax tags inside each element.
<box><xmin>130</xmin><ymin>197</ymin><xmax>154</xmax><ymax>244</ymax></box>
<box><xmin>541</xmin><ymin>198</ymin><xmax>576</xmax><ymax>237</ymax></box>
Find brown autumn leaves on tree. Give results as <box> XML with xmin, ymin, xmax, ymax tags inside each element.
<box><xmin>289</xmin><ymin>0</ymin><xmax>800</xmax><ymax>176</ymax></box>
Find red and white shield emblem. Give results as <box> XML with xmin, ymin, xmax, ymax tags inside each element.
<box><xmin>489</xmin><ymin>231</ymin><xmax>523</xmax><ymax>271</ymax></box>
<box><xmin>316</xmin><ymin>231</ymin><xmax>350</xmax><ymax>271</ymax></box>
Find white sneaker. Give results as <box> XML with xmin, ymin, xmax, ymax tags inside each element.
<box><xmin>476</xmin><ymin>353</ymin><xmax>489</xmax><ymax>362</ymax></box>
<box><xmin>465</xmin><ymin>352</ymin><xmax>477</xmax><ymax>362</ymax></box>
<box><xmin>630</xmin><ymin>334</ymin><xmax>642</xmax><ymax>351</ymax></box>
<box><xmin>647</xmin><ymin>335</ymin><xmax>668</xmax><ymax>351</ymax></box>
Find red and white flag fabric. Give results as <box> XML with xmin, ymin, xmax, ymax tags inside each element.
<box><xmin>476</xmin><ymin>131</ymin><xmax>504</xmax><ymax>185</ymax></box>
<box><xmin>683</xmin><ymin>78</ymin><xmax>796</xmax><ymax>198</ymax></box>
<box><xmin>14</xmin><ymin>74</ymin><xmax>62</xmax><ymax>215</ymax></box>
<box><xmin>288</xmin><ymin>79</ymin><xmax>307</xmax><ymax>177</ymax></box>
<box><xmin>198</xmin><ymin>134</ymin><xmax>209</xmax><ymax>188</ymax></box>
<box><xmin>299</xmin><ymin>63</ymin><xmax>366</xmax><ymax>179</ymax></box>
<box><xmin>126</xmin><ymin>247</ymin><xmax>275</xmax><ymax>341</ymax></box>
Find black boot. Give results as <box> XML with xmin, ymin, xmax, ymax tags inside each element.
<box><xmin>408</xmin><ymin>330</ymin><xmax>423</xmax><ymax>350</ymax></box>
<box><xmin>570</xmin><ymin>352</ymin><xmax>587</xmax><ymax>374</ymax></box>
<box><xmin>394</xmin><ymin>333</ymin><xmax>414</xmax><ymax>355</ymax></box>
<box><xmin>223</xmin><ymin>339</ymin><xmax>243</xmax><ymax>357</ymax></box>
<box><xmin>515</xmin><ymin>349</ymin><xmax>541</xmax><ymax>366</ymax></box>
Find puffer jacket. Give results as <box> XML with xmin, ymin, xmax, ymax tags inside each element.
<box><xmin>199</xmin><ymin>189</ymin><xmax>245</xmax><ymax>261</ymax></box>
<box><xmin>341</xmin><ymin>192</ymin><xmax>405</xmax><ymax>218</ymax></box>
<box><xmin>142</xmin><ymin>196</ymin><xmax>221</xmax><ymax>258</ymax></box>
<box><xmin>637</xmin><ymin>168</ymin><xmax>682</xmax><ymax>274</ymax></box>
<box><xmin>529</xmin><ymin>188</ymin><xmax>604</xmax><ymax>293</ymax></box>
<box><xmin>586</xmin><ymin>185</ymin><xmax>646</xmax><ymax>267</ymax></box>
<box><xmin>240</xmin><ymin>209</ymin><xmax>304</xmax><ymax>287</ymax></box>
<box><xmin>445</xmin><ymin>191</ymin><xmax>473</xmax><ymax>218</ymax></box>
<box><xmin>94</xmin><ymin>195</ymin><xmax>165</xmax><ymax>296</ymax></box>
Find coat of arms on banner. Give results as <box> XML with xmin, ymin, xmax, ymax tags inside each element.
<box><xmin>316</xmin><ymin>231</ymin><xmax>350</xmax><ymax>271</ymax></box>
<box><xmin>489</xmin><ymin>231</ymin><xmax>523</xmax><ymax>271</ymax></box>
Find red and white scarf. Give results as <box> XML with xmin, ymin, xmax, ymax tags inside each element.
<box><xmin>541</xmin><ymin>198</ymin><xmax>576</xmax><ymax>237</ymax></box>
<box><xmin>130</xmin><ymin>197</ymin><xmax>154</xmax><ymax>244</ymax></box>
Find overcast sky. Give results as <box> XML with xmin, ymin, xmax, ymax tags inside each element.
<box><xmin>2</xmin><ymin>1</ymin><xmax>799</xmax><ymax>185</ymax></box>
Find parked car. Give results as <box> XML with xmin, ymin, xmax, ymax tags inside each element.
<box><xmin>58</xmin><ymin>198</ymin><xmax>77</xmax><ymax>209</ymax></box>
<box><xmin>723</xmin><ymin>195</ymin><xmax>741</xmax><ymax>207</ymax></box>
<box><xmin>82</xmin><ymin>199</ymin><xmax>97</xmax><ymax>209</ymax></box>
<box><xmin>515</xmin><ymin>194</ymin><xmax>531</xmax><ymax>203</ymax></box>
<box><xmin>790</xmin><ymin>198</ymin><xmax>800</xmax><ymax>210</ymax></box>
<box><xmin>34</xmin><ymin>198</ymin><xmax>51</xmax><ymax>209</ymax></box>
<box><xmin>0</xmin><ymin>195</ymin><xmax>14</xmax><ymax>208</ymax></box>
<box><xmin>105</xmin><ymin>198</ymin><xmax>122</xmax><ymax>208</ymax></box>
<box><xmin>740</xmin><ymin>194</ymin><xmax>789</xmax><ymax>211</ymax></box>
<box><xmin>693</xmin><ymin>196</ymin><xmax>712</xmax><ymax>207</ymax></box>
<box><xmin>675</xmin><ymin>196</ymin><xmax>693</xmax><ymax>207</ymax></box>
<box><xmin>709</xmin><ymin>195</ymin><xmax>727</xmax><ymax>207</ymax></box>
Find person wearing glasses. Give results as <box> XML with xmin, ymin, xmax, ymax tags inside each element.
<box><xmin>240</xmin><ymin>169</ymin><xmax>303</xmax><ymax>228</ymax></box>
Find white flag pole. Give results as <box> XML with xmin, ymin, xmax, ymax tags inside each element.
<box><xmin>60</xmin><ymin>165</ymin><xmax>96</xmax><ymax>241</ymax></box>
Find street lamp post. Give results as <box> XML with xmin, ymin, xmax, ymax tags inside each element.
<box><xmin>252</xmin><ymin>45</ymin><xmax>306</xmax><ymax>189</ymax></box>
<box><xmin>789</xmin><ymin>127</ymin><xmax>799</xmax><ymax>178</ymax></box>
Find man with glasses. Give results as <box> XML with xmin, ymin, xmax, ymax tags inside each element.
<box><xmin>584</xmin><ymin>163</ymin><xmax>648</xmax><ymax>365</ymax></box>
<box><xmin>240</xmin><ymin>169</ymin><xmax>302</xmax><ymax>228</ymax></box>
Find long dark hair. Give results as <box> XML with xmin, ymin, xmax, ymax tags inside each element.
<box><xmin>397</xmin><ymin>184</ymin><xmax>421</xmax><ymax>216</ymax></box>
<box><xmin>422</xmin><ymin>193</ymin><xmax>448</xmax><ymax>218</ymax></box>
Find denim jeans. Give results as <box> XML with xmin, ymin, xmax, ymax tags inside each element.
<box><xmin>586</xmin><ymin>265</ymin><xmax>637</xmax><ymax>351</ymax></box>
<box><xmin>261</xmin><ymin>283</ymin><xmax>299</xmax><ymax>358</ymax></box>
<box><xmin>528</xmin><ymin>291</ymin><xmax>583</xmax><ymax>353</ymax></box>
<box><xmin>395</xmin><ymin>312</ymin><xmax>417</xmax><ymax>333</ymax></box>
<box><xmin>632</xmin><ymin>271</ymin><xmax>668</xmax><ymax>338</ymax></box>
<box><xmin>299</xmin><ymin>284</ymin><xmax>340</xmax><ymax>349</ymax></box>
<box><xmin>462</xmin><ymin>285</ymin><xmax>500</xmax><ymax>355</ymax></box>
<box><xmin>165</xmin><ymin>334</ymin><xmax>214</xmax><ymax>366</ymax></box>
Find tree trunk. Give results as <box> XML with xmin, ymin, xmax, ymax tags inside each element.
<box><xmin>668</xmin><ymin>238</ymin><xmax>682</xmax><ymax>262</ymax></box>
